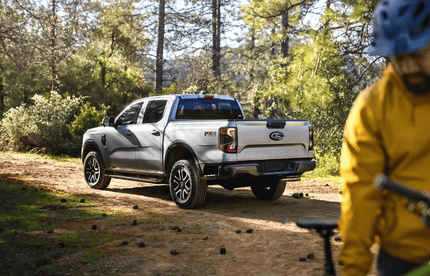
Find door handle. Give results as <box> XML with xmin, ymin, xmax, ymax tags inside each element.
<box><xmin>125</xmin><ymin>131</ymin><xmax>133</xmax><ymax>136</ymax></box>
<box><xmin>151</xmin><ymin>130</ymin><xmax>161</xmax><ymax>136</ymax></box>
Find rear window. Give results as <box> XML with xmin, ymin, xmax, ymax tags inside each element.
<box><xmin>176</xmin><ymin>98</ymin><xmax>243</xmax><ymax>120</ymax></box>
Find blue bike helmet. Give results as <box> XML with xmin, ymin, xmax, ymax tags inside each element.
<box><xmin>369</xmin><ymin>0</ymin><xmax>430</xmax><ymax>56</ymax></box>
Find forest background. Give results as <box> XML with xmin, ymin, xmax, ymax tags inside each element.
<box><xmin>0</xmin><ymin>0</ymin><xmax>384</xmax><ymax>176</ymax></box>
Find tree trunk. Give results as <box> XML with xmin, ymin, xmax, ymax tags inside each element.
<box><xmin>249</xmin><ymin>26</ymin><xmax>255</xmax><ymax>81</ymax></box>
<box><xmin>0</xmin><ymin>66</ymin><xmax>3</xmax><ymax>116</ymax></box>
<box><xmin>271</xmin><ymin>26</ymin><xmax>276</xmax><ymax>58</ymax></box>
<box><xmin>155</xmin><ymin>0</ymin><xmax>166</xmax><ymax>95</ymax></box>
<box><xmin>281</xmin><ymin>13</ymin><xmax>289</xmax><ymax>59</ymax></box>
<box><xmin>50</xmin><ymin>0</ymin><xmax>57</xmax><ymax>91</ymax></box>
<box><xmin>212</xmin><ymin>0</ymin><xmax>221</xmax><ymax>78</ymax></box>
<box><xmin>101</xmin><ymin>64</ymin><xmax>106</xmax><ymax>88</ymax></box>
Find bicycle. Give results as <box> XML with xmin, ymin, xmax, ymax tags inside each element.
<box><xmin>295</xmin><ymin>173</ymin><xmax>430</xmax><ymax>276</ymax></box>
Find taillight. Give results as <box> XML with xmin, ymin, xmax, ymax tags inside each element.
<box><xmin>309</xmin><ymin>127</ymin><xmax>314</xmax><ymax>150</ymax></box>
<box><xmin>219</xmin><ymin>127</ymin><xmax>237</xmax><ymax>153</ymax></box>
<box><xmin>199</xmin><ymin>94</ymin><xmax>215</xmax><ymax>99</ymax></box>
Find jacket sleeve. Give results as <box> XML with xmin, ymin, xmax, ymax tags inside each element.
<box><xmin>339</xmin><ymin>87</ymin><xmax>385</xmax><ymax>275</ymax></box>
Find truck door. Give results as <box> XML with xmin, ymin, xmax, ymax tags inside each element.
<box><xmin>134</xmin><ymin>99</ymin><xmax>168</xmax><ymax>173</ymax></box>
<box><xmin>105</xmin><ymin>101</ymin><xmax>143</xmax><ymax>170</ymax></box>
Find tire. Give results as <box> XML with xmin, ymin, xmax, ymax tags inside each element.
<box><xmin>83</xmin><ymin>151</ymin><xmax>111</xmax><ymax>189</ymax></box>
<box><xmin>169</xmin><ymin>159</ymin><xmax>207</xmax><ymax>209</ymax></box>
<box><xmin>251</xmin><ymin>178</ymin><xmax>286</xmax><ymax>200</ymax></box>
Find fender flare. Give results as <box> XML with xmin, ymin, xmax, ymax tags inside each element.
<box><xmin>82</xmin><ymin>140</ymin><xmax>101</xmax><ymax>163</ymax></box>
<box><xmin>164</xmin><ymin>142</ymin><xmax>202</xmax><ymax>176</ymax></box>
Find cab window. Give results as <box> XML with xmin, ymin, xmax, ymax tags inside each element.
<box><xmin>116</xmin><ymin>102</ymin><xmax>144</xmax><ymax>125</ymax></box>
<box><xmin>143</xmin><ymin>100</ymin><xmax>167</xmax><ymax>123</ymax></box>
<box><xmin>176</xmin><ymin>98</ymin><xmax>243</xmax><ymax>120</ymax></box>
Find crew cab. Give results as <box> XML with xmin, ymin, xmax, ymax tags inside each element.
<box><xmin>81</xmin><ymin>94</ymin><xmax>316</xmax><ymax>208</ymax></box>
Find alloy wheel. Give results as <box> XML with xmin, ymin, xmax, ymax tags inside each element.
<box><xmin>85</xmin><ymin>157</ymin><xmax>100</xmax><ymax>185</ymax></box>
<box><xmin>172</xmin><ymin>168</ymin><xmax>192</xmax><ymax>203</ymax></box>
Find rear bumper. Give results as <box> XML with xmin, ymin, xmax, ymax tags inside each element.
<box><xmin>217</xmin><ymin>160</ymin><xmax>316</xmax><ymax>179</ymax></box>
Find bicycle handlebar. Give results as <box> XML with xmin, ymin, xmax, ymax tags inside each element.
<box><xmin>373</xmin><ymin>173</ymin><xmax>430</xmax><ymax>205</ymax></box>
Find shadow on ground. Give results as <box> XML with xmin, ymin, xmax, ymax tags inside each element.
<box><xmin>105</xmin><ymin>184</ymin><xmax>341</xmax><ymax>223</ymax></box>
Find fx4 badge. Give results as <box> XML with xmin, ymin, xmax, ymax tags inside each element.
<box><xmin>204</xmin><ymin>131</ymin><xmax>216</xmax><ymax>137</ymax></box>
<box><xmin>270</xmin><ymin>131</ymin><xmax>284</xmax><ymax>141</ymax></box>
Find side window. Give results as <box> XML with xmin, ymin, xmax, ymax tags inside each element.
<box><xmin>116</xmin><ymin>102</ymin><xmax>144</xmax><ymax>125</ymax></box>
<box><xmin>143</xmin><ymin>100</ymin><xmax>167</xmax><ymax>124</ymax></box>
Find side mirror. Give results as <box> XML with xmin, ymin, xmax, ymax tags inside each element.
<box><xmin>102</xmin><ymin>116</ymin><xmax>115</xmax><ymax>127</ymax></box>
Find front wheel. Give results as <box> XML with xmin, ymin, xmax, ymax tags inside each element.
<box><xmin>169</xmin><ymin>159</ymin><xmax>207</xmax><ymax>209</ymax></box>
<box><xmin>83</xmin><ymin>151</ymin><xmax>111</xmax><ymax>189</ymax></box>
<box><xmin>251</xmin><ymin>178</ymin><xmax>286</xmax><ymax>200</ymax></box>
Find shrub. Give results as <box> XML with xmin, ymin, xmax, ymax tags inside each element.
<box><xmin>0</xmin><ymin>91</ymin><xmax>84</xmax><ymax>153</ymax></box>
<box><xmin>311</xmin><ymin>151</ymin><xmax>340</xmax><ymax>177</ymax></box>
<box><xmin>67</xmin><ymin>103</ymin><xmax>108</xmax><ymax>144</ymax></box>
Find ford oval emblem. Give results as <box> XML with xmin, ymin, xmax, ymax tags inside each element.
<box><xmin>270</xmin><ymin>131</ymin><xmax>284</xmax><ymax>141</ymax></box>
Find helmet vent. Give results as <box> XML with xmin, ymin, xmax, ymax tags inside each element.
<box><xmin>413</xmin><ymin>1</ymin><xmax>426</xmax><ymax>19</ymax></box>
<box><xmin>410</xmin><ymin>15</ymin><xmax>430</xmax><ymax>39</ymax></box>
<box><xmin>398</xmin><ymin>6</ymin><xmax>408</xmax><ymax>17</ymax></box>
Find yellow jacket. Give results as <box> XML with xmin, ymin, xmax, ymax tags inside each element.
<box><xmin>339</xmin><ymin>64</ymin><xmax>430</xmax><ymax>275</ymax></box>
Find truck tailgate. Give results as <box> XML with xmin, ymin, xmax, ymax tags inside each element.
<box><xmin>236</xmin><ymin>120</ymin><xmax>312</xmax><ymax>161</ymax></box>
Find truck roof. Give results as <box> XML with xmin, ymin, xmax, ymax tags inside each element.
<box><xmin>178</xmin><ymin>94</ymin><xmax>236</xmax><ymax>100</ymax></box>
<box><xmin>141</xmin><ymin>94</ymin><xmax>237</xmax><ymax>101</ymax></box>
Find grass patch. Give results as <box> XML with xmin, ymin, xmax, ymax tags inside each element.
<box><xmin>0</xmin><ymin>180</ymin><xmax>117</xmax><ymax>275</ymax></box>
<box><xmin>55</xmin><ymin>232</ymin><xmax>117</xmax><ymax>250</ymax></box>
<box><xmin>0</xmin><ymin>151</ymin><xmax>80</xmax><ymax>164</ymax></box>
<box><xmin>83</xmin><ymin>251</ymin><xmax>104</xmax><ymax>263</ymax></box>
<box><xmin>47</xmin><ymin>208</ymin><xmax>105</xmax><ymax>221</ymax></box>
<box><xmin>0</xmin><ymin>182</ymin><xmax>60</xmax><ymax>233</ymax></box>
<box><xmin>0</xmin><ymin>182</ymin><xmax>97</xmax><ymax>233</ymax></box>
<box><xmin>146</xmin><ymin>211</ymin><xmax>169</xmax><ymax>224</ymax></box>
<box><xmin>301</xmin><ymin>173</ymin><xmax>342</xmax><ymax>188</ymax></box>
<box><xmin>0</xmin><ymin>241</ymin><xmax>71</xmax><ymax>276</ymax></box>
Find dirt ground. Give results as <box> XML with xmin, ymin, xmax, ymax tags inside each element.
<box><xmin>0</xmin><ymin>155</ymin><xmax>379</xmax><ymax>276</ymax></box>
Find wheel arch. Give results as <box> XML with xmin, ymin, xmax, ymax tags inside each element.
<box><xmin>165</xmin><ymin>143</ymin><xmax>202</xmax><ymax>178</ymax></box>
<box><xmin>82</xmin><ymin>141</ymin><xmax>102</xmax><ymax>164</ymax></box>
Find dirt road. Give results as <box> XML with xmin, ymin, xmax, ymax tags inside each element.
<box><xmin>0</xmin><ymin>155</ymin><xmax>376</xmax><ymax>276</ymax></box>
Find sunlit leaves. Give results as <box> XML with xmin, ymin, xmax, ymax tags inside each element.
<box><xmin>0</xmin><ymin>91</ymin><xmax>84</xmax><ymax>152</ymax></box>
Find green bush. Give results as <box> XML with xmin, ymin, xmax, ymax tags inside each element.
<box><xmin>311</xmin><ymin>151</ymin><xmax>340</xmax><ymax>177</ymax></box>
<box><xmin>0</xmin><ymin>91</ymin><xmax>84</xmax><ymax>153</ymax></box>
<box><xmin>67</xmin><ymin>103</ymin><xmax>108</xmax><ymax>144</ymax></box>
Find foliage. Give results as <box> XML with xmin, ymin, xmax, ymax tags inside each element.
<box><xmin>182</xmin><ymin>86</ymin><xmax>199</xmax><ymax>94</ymax></box>
<box><xmin>0</xmin><ymin>91</ymin><xmax>84</xmax><ymax>153</ymax></box>
<box><xmin>57</xmin><ymin>0</ymin><xmax>151</xmax><ymax>113</ymax></box>
<box><xmin>1</xmin><ymin>0</ymin><xmax>386</xmax><ymax>161</ymax></box>
<box><xmin>67</xmin><ymin>103</ymin><xmax>109</xmax><ymax>145</ymax></box>
<box><xmin>310</xmin><ymin>151</ymin><xmax>340</xmax><ymax>177</ymax></box>
<box><xmin>250</xmin><ymin>31</ymin><xmax>356</xmax><ymax>161</ymax></box>
<box><xmin>241</xmin><ymin>0</ymin><xmax>308</xmax><ymax>28</ymax></box>
<box><xmin>0</xmin><ymin>0</ymin><xmax>152</xmax><ymax>118</ymax></box>
<box><xmin>0</xmin><ymin>59</ymin><xmax>48</xmax><ymax>113</ymax></box>
<box><xmin>236</xmin><ymin>0</ymin><xmax>385</xmax><ymax>175</ymax></box>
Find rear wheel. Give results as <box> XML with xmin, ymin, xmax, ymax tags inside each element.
<box><xmin>169</xmin><ymin>159</ymin><xmax>207</xmax><ymax>209</ymax></box>
<box><xmin>83</xmin><ymin>151</ymin><xmax>111</xmax><ymax>189</ymax></box>
<box><xmin>251</xmin><ymin>178</ymin><xmax>286</xmax><ymax>200</ymax></box>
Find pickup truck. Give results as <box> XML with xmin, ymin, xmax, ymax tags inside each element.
<box><xmin>81</xmin><ymin>94</ymin><xmax>316</xmax><ymax>209</ymax></box>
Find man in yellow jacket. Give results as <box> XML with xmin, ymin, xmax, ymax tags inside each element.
<box><xmin>339</xmin><ymin>0</ymin><xmax>430</xmax><ymax>275</ymax></box>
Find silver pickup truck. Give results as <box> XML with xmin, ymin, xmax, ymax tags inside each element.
<box><xmin>81</xmin><ymin>94</ymin><xmax>316</xmax><ymax>208</ymax></box>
